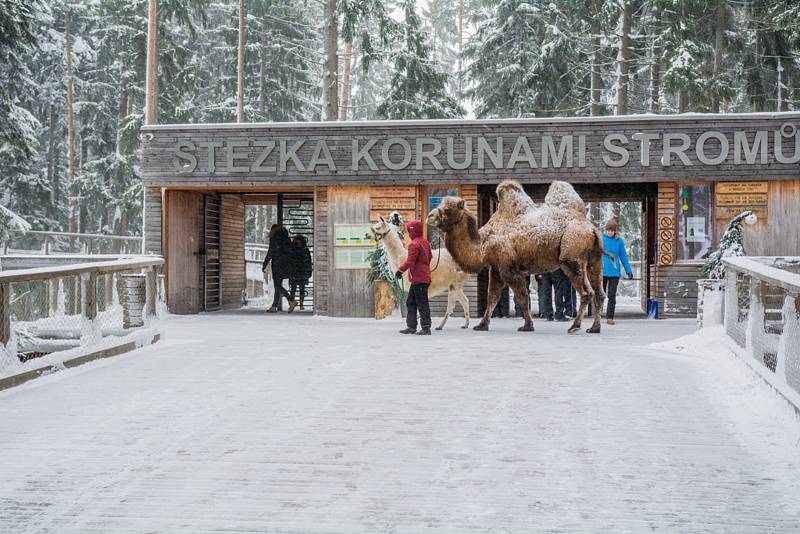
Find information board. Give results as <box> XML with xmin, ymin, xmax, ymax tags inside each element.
<box><xmin>715</xmin><ymin>181</ymin><xmax>768</xmax><ymax>223</ymax></box>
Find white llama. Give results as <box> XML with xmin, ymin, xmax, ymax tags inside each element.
<box><xmin>369</xmin><ymin>213</ymin><xmax>470</xmax><ymax>330</ymax></box>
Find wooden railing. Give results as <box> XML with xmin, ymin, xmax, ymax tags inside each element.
<box><xmin>4</xmin><ymin>230</ymin><xmax>143</xmax><ymax>255</ymax></box>
<box><xmin>723</xmin><ymin>256</ymin><xmax>800</xmax><ymax>401</ymax></box>
<box><xmin>0</xmin><ymin>256</ymin><xmax>164</xmax><ymax>375</ymax></box>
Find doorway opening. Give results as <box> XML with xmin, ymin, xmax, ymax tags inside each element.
<box><xmin>243</xmin><ymin>192</ymin><xmax>315</xmax><ymax>311</ymax></box>
<box><xmin>476</xmin><ymin>183</ymin><xmax>657</xmax><ymax>318</ymax></box>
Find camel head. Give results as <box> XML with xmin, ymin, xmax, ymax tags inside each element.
<box><xmin>427</xmin><ymin>197</ymin><xmax>467</xmax><ymax>233</ymax></box>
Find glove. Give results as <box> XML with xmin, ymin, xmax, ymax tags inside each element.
<box><xmin>626</xmin><ymin>272</ymin><xmax>634</xmax><ymax>280</ymax></box>
<box><xmin>395</xmin><ymin>271</ymin><xmax>403</xmax><ymax>280</ymax></box>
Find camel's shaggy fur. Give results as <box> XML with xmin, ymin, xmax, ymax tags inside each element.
<box><xmin>367</xmin><ymin>213</ymin><xmax>470</xmax><ymax>330</ymax></box>
<box><xmin>427</xmin><ymin>180</ymin><xmax>610</xmax><ymax>334</ymax></box>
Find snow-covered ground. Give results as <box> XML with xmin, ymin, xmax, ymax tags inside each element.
<box><xmin>1</xmin><ymin>311</ymin><xmax>799</xmax><ymax>532</ymax></box>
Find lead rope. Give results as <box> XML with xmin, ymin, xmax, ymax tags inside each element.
<box><xmin>429</xmin><ymin>235</ymin><xmax>443</xmax><ymax>273</ymax></box>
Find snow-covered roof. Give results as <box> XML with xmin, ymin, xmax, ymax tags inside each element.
<box><xmin>141</xmin><ymin>111</ymin><xmax>800</xmax><ymax>132</ymax></box>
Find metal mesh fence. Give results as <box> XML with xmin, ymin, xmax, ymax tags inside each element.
<box><xmin>1</xmin><ymin>262</ymin><xmax>163</xmax><ymax>379</ymax></box>
<box><xmin>723</xmin><ymin>257</ymin><xmax>800</xmax><ymax>398</ymax></box>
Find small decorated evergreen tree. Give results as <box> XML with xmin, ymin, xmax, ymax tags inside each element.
<box><xmin>702</xmin><ymin>210</ymin><xmax>756</xmax><ymax>279</ymax></box>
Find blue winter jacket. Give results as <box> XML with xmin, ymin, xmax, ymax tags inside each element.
<box><xmin>602</xmin><ymin>233</ymin><xmax>632</xmax><ymax>278</ymax></box>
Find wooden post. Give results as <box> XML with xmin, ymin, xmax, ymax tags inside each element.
<box><xmin>49</xmin><ymin>278</ymin><xmax>60</xmax><ymax>315</ymax></box>
<box><xmin>146</xmin><ymin>266</ymin><xmax>158</xmax><ymax>321</ymax></box>
<box><xmin>0</xmin><ymin>283</ymin><xmax>10</xmax><ymax>345</ymax></box>
<box><xmin>105</xmin><ymin>273</ymin><xmax>115</xmax><ymax>307</ymax></box>
<box><xmin>83</xmin><ymin>273</ymin><xmax>97</xmax><ymax>321</ymax></box>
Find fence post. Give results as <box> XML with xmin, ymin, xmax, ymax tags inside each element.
<box><xmin>145</xmin><ymin>266</ymin><xmax>158</xmax><ymax>323</ymax></box>
<box><xmin>0</xmin><ymin>283</ymin><xmax>10</xmax><ymax>345</ymax></box>
<box><xmin>81</xmin><ymin>272</ymin><xmax>100</xmax><ymax>345</ymax></box>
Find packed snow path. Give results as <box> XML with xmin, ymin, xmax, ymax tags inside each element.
<box><xmin>1</xmin><ymin>312</ymin><xmax>799</xmax><ymax>532</ymax></box>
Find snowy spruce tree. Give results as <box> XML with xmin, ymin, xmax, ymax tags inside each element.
<box><xmin>702</xmin><ymin>211</ymin><xmax>756</xmax><ymax>279</ymax></box>
<box><xmin>377</xmin><ymin>0</ymin><xmax>463</xmax><ymax>120</ymax></box>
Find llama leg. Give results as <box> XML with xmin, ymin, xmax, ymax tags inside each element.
<box><xmin>458</xmin><ymin>288</ymin><xmax>470</xmax><ymax>329</ymax></box>
<box><xmin>474</xmin><ymin>267</ymin><xmax>503</xmax><ymax>331</ymax></box>
<box><xmin>436</xmin><ymin>289</ymin><xmax>456</xmax><ymax>330</ymax></box>
<box><xmin>506</xmin><ymin>272</ymin><xmax>534</xmax><ymax>332</ymax></box>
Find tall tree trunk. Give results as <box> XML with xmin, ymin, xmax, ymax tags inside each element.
<box><xmin>339</xmin><ymin>41</ymin><xmax>353</xmax><ymax>120</ymax></box>
<box><xmin>753</xmin><ymin>27</ymin><xmax>764</xmax><ymax>112</ymax></box>
<box><xmin>237</xmin><ymin>0</ymin><xmax>246</xmax><ymax>122</ymax></box>
<box><xmin>590</xmin><ymin>0</ymin><xmax>603</xmax><ymax>115</ymax></box>
<box><xmin>65</xmin><ymin>2</ymin><xmax>76</xmax><ymax>242</ymax></box>
<box><xmin>615</xmin><ymin>1</ymin><xmax>632</xmax><ymax>115</ymax></box>
<box><xmin>47</xmin><ymin>104</ymin><xmax>58</xmax><ymax>212</ymax></box>
<box><xmin>678</xmin><ymin>92</ymin><xmax>688</xmax><ymax>113</ymax></box>
<box><xmin>457</xmin><ymin>0</ymin><xmax>464</xmax><ymax>102</ymax></box>
<box><xmin>649</xmin><ymin>7</ymin><xmax>662</xmax><ymax>113</ymax></box>
<box><xmin>259</xmin><ymin>20</ymin><xmax>267</xmax><ymax>119</ymax></box>
<box><xmin>145</xmin><ymin>0</ymin><xmax>158</xmax><ymax>125</ymax></box>
<box><xmin>322</xmin><ymin>0</ymin><xmax>339</xmax><ymax>121</ymax></box>
<box><xmin>711</xmin><ymin>2</ymin><xmax>725</xmax><ymax>113</ymax></box>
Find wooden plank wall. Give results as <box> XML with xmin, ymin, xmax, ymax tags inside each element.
<box><xmin>143</xmin><ymin>187</ymin><xmax>163</xmax><ymax>255</ymax></box>
<box><xmin>166</xmin><ymin>190</ymin><xmax>202</xmax><ymax>314</ymax></box>
<box><xmin>326</xmin><ymin>186</ymin><xmax>373</xmax><ymax>317</ymax></box>
<box><xmin>718</xmin><ymin>179</ymin><xmax>800</xmax><ymax>256</ymax></box>
<box><xmin>313</xmin><ymin>187</ymin><xmax>330</xmax><ymax>316</ymax></box>
<box><xmin>650</xmin><ymin>262</ymin><xmax>703</xmax><ymax>318</ymax></box>
<box><xmin>220</xmin><ymin>195</ymin><xmax>245</xmax><ymax>309</ymax></box>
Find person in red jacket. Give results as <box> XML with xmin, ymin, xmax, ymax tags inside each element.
<box><xmin>395</xmin><ymin>220</ymin><xmax>433</xmax><ymax>335</ymax></box>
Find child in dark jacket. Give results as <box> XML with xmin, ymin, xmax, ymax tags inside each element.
<box><xmin>395</xmin><ymin>220</ymin><xmax>433</xmax><ymax>335</ymax></box>
<box><xmin>288</xmin><ymin>234</ymin><xmax>313</xmax><ymax>312</ymax></box>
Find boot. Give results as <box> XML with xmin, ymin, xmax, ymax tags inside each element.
<box><xmin>399</xmin><ymin>327</ymin><xmax>417</xmax><ymax>334</ymax></box>
<box><xmin>299</xmin><ymin>303</ymin><xmax>305</xmax><ymax>310</ymax></box>
<box><xmin>287</xmin><ymin>300</ymin><xmax>298</xmax><ymax>314</ymax></box>
<box><xmin>607</xmin><ymin>318</ymin><xmax>615</xmax><ymax>325</ymax></box>
<box><xmin>266</xmin><ymin>305</ymin><xmax>278</xmax><ymax>313</ymax></box>
<box><xmin>416</xmin><ymin>327</ymin><xmax>431</xmax><ymax>336</ymax></box>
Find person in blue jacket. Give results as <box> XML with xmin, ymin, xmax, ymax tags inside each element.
<box><xmin>602</xmin><ymin>218</ymin><xmax>633</xmax><ymax>325</ymax></box>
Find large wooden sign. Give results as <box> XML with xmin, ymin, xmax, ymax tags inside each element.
<box><xmin>369</xmin><ymin>185</ymin><xmax>417</xmax><ymax>222</ymax></box>
<box><xmin>715</xmin><ymin>181</ymin><xmax>768</xmax><ymax>222</ymax></box>
<box><xmin>141</xmin><ymin>114</ymin><xmax>800</xmax><ymax>187</ymax></box>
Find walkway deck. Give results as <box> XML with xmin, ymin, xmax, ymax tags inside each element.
<box><xmin>1</xmin><ymin>313</ymin><xmax>798</xmax><ymax>532</ymax></box>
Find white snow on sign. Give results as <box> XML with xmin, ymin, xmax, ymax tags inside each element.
<box><xmin>0</xmin><ymin>313</ymin><xmax>799</xmax><ymax>531</ymax></box>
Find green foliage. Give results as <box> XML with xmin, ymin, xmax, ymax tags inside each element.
<box><xmin>377</xmin><ymin>0</ymin><xmax>463</xmax><ymax>119</ymax></box>
<box><xmin>702</xmin><ymin>210</ymin><xmax>752</xmax><ymax>279</ymax></box>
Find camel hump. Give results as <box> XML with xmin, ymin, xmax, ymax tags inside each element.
<box><xmin>496</xmin><ymin>180</ymin><xmax>534</xmax><ymax>217</ymax></box>
<box><xmin>545</xmin><ymin>181</ymin><xmax>586</xmax><ymax>213</ymax></box>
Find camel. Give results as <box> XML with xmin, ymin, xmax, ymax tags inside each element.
<box><xmin>367</xmin><ymin>212</ymin><xmax>470</xmax><ymax>330</ymax></box>
<box><xmin>426</xmin><ymin>180</ymin><xmax>610</xmax><ymax>334</ymax></box>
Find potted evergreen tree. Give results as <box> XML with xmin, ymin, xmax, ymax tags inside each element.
<box><xmin>698</xmin><ymin>210</ymin><xmax>757</xmax><ymax>328</ymax></box>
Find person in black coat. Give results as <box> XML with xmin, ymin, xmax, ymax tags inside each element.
<box><xmin>262</xmin><ymin>225</ymin><xmax>295</xmax><ymax>313</ymax></box>
<box><xmin>288</xmin><ymin>234</ymin><xmax>313</xmax><ymax>311</ymax></box>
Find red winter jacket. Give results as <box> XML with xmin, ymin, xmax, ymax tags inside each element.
<box><xmin>398</xmin><ymin>220</ymin><xmax>432</xmax><ymax>284</ymax></box>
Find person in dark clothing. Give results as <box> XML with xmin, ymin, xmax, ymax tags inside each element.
<box><xmin>395</xmin><ymin>220</ymin><xmax>432</xmax><ymax>335</ymax></box>
<box><xmin>288</xmin><ymin>234</ymin><xmax>313</xmax><ymax>312</ymax></box>
<box><xmin>262</xmin><ymin>225</ymin><xmax>295</xmax><ymax>313</ymax></box>
<box><xmin>551</xmin><ymin>269</ymin><xmax>571</xmax><ymax>321</ymax></box>
<box><xmin>536</xmin><ymin>272</ymin><xmax>555</xmax><ymax>321</ymax></box>
<box><xmin>555</xmin><ymin>272</ymin><xmax>576</xmax><ymax>319</ymax></box>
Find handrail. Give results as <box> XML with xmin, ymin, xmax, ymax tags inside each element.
<box><xmin>723</xmin><ymin>256</ymin><xmax>800</xmax><ymax>293</ymax></box>
<box><xmin>0</xmin><ymin>257</ymin><xmax>164</xmax><ymax>285</ymax></box>
<box><xmin>10</xmin><ymin>230</ymin><xmax>143</xmax><ymax>242</ymax></box>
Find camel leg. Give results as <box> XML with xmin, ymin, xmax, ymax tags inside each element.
<box><xmin>457</xmin><ymin>287</ymin><xmax>470</xmax><ymax>329</ymax></box>
<box><xmin>474</xmin><ymin>267</ymin><xmax>503</xmax><ymax>331</ymax></box>
<box><xmin>560</xmin><ymin>260</ymin><xmax>591</xmax><ymax>334</ymax></box>
<box><xmin>436</xmin><ymin>289</ymin><xmax>456</xmax><ymax>330</ymax></box>
<box><xmin>506</xmin><ymin>272</ymin><xmax>534</xmax><ymax>332</ymax></box>
<box><xmin>586</xmin><ymin>257</ymin><xmax>604</xmax><ymax>334</ymax></box>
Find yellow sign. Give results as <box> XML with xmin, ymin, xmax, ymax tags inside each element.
<box><xmin>370</xmin><ymin>198</ymin><xmax>417</xmax><ymax>210</ymax></box>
